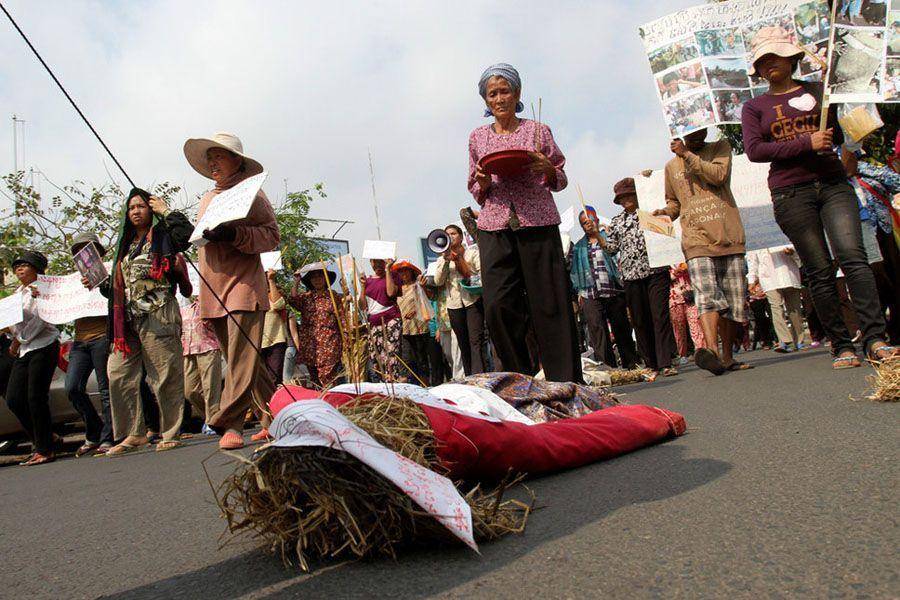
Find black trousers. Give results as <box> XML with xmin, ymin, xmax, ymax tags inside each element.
<box><xmin>772</xmin><ymin>180</ymin><xmax>886</xmax><ymax>355</ymax></box>
<box><xmin>401</xmin><ymin>333</ymin><xmax>430</xmax><ymax>384</ymax></box>
<box><xmin>749</xmin><ymin>298</ymin><xmax>776</xmax><ymax>347</ymax></box>
<box><xmin>447</xmin><ymin>299</ymin><xmax>486</xmax><ymax>375</ymax></box>
<box><xmin>624</xmin><ymin>271</ymin><xmax>676</xmax><ymax>371</ymax></box>
<box><xmin>479</xmin><ymin>225</ymin><xmax>582</xmax><ymax>383</ymax></box>
<box><xmin>582</xmin><ymin>294</ymin><xmax>640</xmax><ymax>369</ymax></box>
<box><xmin>426</xmin><ymin>334</ymin><xmax>449</xmax><ymax>386</ymax></box>
<box><xmin>6</xmin><ymin>341</ymin><xmax>60</xmax><ymax>454</ymax></box>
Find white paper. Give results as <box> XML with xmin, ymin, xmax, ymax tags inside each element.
<box><xmin>429</xmin><ymin>383</ymin><xmax>536</xmax><ymax>426</ymax></box>
<box><xmin>639</xmin><ymin>0</ymin><xmax>833</xmax><ymax>137</ymax></box>
<box><xmin>425</xmin><ymin>261</ymin><xmax>439</xmax><ymax>278</ymax></box>
<box><xmin>260</xmin><ymin>251</ymin><xmax>283</xmax><ymax>272</ymax></box>
<box><xmin>329</xmin><ymin>382</ymin><xmax>503</xmax><ymax>423</ymax></box>
<box><xmin>190</xmin><ymin>172</ymin><xmax>268</xmax><ymax>246</ymax></box>
<box><xmin>270</xmin><ymin>399</ymin><xmax>477</xmax><ymax>551</ymax></box>
<box><xmin>558</xmin><ymin>205</ymin><xmax>575</xmax><ymax>233</ymax></box>
<box><xmin>34</xmin><ymin>272</ymin><xmax>107</xmax><ymax>325</ymax></box>
<box><xmin>0</xmin><ymin>293</ymin><xmax>24</xmax><ymax>330</ymax></box>
<box><xmin>362</xmin><ymin>240</ymin><xmax>397</xmax><ymax>260</ymax></box>
<box><xmin>635</xmin><ymin>153</ymin><xmax>791</xmax><ymax>267</ymax></box>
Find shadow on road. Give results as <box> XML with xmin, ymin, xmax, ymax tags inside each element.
<box><xmin>102</xmin><ymin>442</ymin><xmax>731</xmax><ymax>599</ymax></box>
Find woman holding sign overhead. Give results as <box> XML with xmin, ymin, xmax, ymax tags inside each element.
<box><xmin>467</xmin><ymin>63</ymin><xmax>581</xmax><ymax>383</ymax></box>
<box><xmin>182</xmin><ymin>132</ymin><xmax>280</xmax><ymax>449</ymax></box>
<box><xmin>741</xmin><ymin>27</ymin><xmax>898</xmax><ymax>366</ymax></box>
<box><xmin>359</xmin><ymin>258</ymin><xmax>404</xmax><ymax>383</ymax></box>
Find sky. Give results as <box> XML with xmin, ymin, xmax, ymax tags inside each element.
<box><xmin>0</xmin><ymin>0</ymin><xmax>698</xmax><ymax>264</ymax></box>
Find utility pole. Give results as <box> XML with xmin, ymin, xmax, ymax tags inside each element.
<box><xmin>283</xmin><ymin>178</ymin><xmax>289</xmax><ymax>203</ymax></box>
<box><xmin>368</xmin><ymin>147</ymin><xmax>382</xmax><ymax>240</ymax></box>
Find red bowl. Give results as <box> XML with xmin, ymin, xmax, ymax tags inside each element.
<box><xmin>479</xmin><ymin>149</ymin><xmax>532</xmax><ymax>177</ymax></box>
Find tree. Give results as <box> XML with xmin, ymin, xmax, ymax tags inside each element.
<box><xmin>273</xmin><ymin>183</ymin><xmax>331</xmax><ymax>277</ymax></box>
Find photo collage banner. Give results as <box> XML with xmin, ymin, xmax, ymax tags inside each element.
<box><xmin>639</xmin><ymin>0</ymin><xmax>833</xmax><ymax>138</ymax></box>
<box><xmin>827</xmin><ymin>0</ymin><xmax>900</xmax><ymax>102</ymax></box>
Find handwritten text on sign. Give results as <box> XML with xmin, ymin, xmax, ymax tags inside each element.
<box><xmin>0</xmin><ymin>293</ymin><xmax>24</xmax><ymax>330</ymax></box>
<box><xmin>35</xmin><ymin>272</ymin><xmax>108</xmax><ymax>325</ymax></box>
<box><xmin>190</xmin><ymin>172</ymin><xmax>268</xmax><ymax>246</ymax></box>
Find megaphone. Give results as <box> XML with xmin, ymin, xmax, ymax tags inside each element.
<box><xmin>427</xmin><ymin>228</ymin><xmax>450</xmax><ymax>254</ymax></box>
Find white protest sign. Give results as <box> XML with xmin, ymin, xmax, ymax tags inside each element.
<box><xmin>190</xmin><ymin>172</ymin><xmax>268</xmax><ymax>246</ymax></box>
<box><xmin>635</xmin><ymin>153</ymin><xmax>791</xmax><ymax>267</ymax></box>
<box><xmin>260</xmin><ymin>251</ymin><xmax>283</xmax><ymax>271</ymax></box>
<box><xmin>270</xmin><ymin>399</ymin><xmax>477</xmax><ymax>551</ymax></box>
<box><xmin>425</xmin><ymin>261</ymin><xmax>439</xmax><ymax>278</ymax></box>
<box><xmin>34</xmin><ymin>272</ymin><xmax>107</xmax><ymax>325</ymax></box>
<box><xmin>558</xmin><ymin>205</ymin><xmax>576</xmax><ymax>233</ymax></box>
<box><xmin>639</xmin><ymin>0</ymin><xmax>832</xmax><ymax>137</ymax></box>
<box><xmin>0</xmin><ymin>293</ymin><xmax>24</xmax><ymax>330</ymax></box>
<box><xmin>362</xmin><ymin>240</ymin><xmax>397</xmax><ymax>260</ymax></box>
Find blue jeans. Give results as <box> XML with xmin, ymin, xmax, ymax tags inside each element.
<box><xmin>65</xmin><ymin>338</ymin><xmax>112</xmax><ymax>444</ymax></box>
<box><xmin>771</xmin><ymin>179</ymin><xmax>886</xmax><ymax>355</ymax></box>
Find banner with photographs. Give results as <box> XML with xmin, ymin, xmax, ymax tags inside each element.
<box><xmin>640</xmin><ymin>0</ymin><xmax>832</xmax><ymax>138</ymax></box>
<box><xmin>828</xmin><ymin>0</ymin><xmax>900</xmax><ymax>102</ymax></box>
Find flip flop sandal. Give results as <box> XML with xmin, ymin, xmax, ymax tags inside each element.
<box><xmin>23</xmin><ymin>452</ymin><xmax>55</xmax><ymax>466</ymax></box>
<box><xmin>694</xmin><ymin>348</ymin><xmax>726</xmax><ymax>376</ymax></box>
<box><xmin>76</xmin><ymin>443</ymin><xmax>99</xmax><ymax>457</ymax></box>
<box><xmin>725</xmin><ymin>361</ymin><xmax>755</xmax><ymax>371</ymax></box>
<box><xmin>155</xmin><ymin>440</ymin><xmax>183</xmax><ymax>453</ymax></box>
<box><xmin>832</xmin><ymin>355</ymin><xmax>861</xmax><ymax>370</ymax></box>
<box><xmin>106</xmin><ymin>442</ymin><xmax>146</xmax><ymax>457</ymax></box>
<box><xmin>219</xmin><ymin>431</ymin><xmax>245</xmax><ymax>450</ymax></box>
<box><xmin>867</xmin><ymin>344</ymin><xmax>900</xmax><ymax>362</ymax></box>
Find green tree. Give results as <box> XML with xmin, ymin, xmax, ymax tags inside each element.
<box><xmin>273</xmin><ymin>183</ymin><xmax>331</xmax><ymax>277</ymax></box>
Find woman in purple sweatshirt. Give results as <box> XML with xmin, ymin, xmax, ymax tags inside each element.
<box><xmin>741</xmin><ymin>26</ymin><xmax>897</xmax><ymax>366</ymax></box>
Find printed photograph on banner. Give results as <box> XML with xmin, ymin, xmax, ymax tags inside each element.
<box><xmin>704</xmin><ymin>56</ymin><xmax>751</xmax><ymax>89</ymax></box>
<box><xmin>695</xmin><ymin>28</ymin><xmax>746</xmax><ymax>58</ymax></box>
<box><xmin>827</xmin><ymin>26</ymin><xmax>885</xmax><ymax>101</ymax></box>
<box><xmin>742</xmin><ymin>14</ymin><xmax>799</xmax><ymax>50</ymax></box>
<box><xmin>834</xmin><ymin>0</ymin><xmax>888</xmax><ymax>27</ymax></box>
<box><xmin>663</xmin><ymin>90</ymin><xmax>716</xmax><ymax>138</ymax></box>
<box><xmin>885</xmin><ymin>57</ymin><xmax>900</xmax><ymax>101</ymax></box>
<box><xmin>648</xmin><ymin>37</ymin><xmax>700</xmax><ymax>74</ymax></box>
<box><xmin>889</xmin><ymin>11</ymin><xmax>900</xmax><ymax>55</ymax></box>
<box><xmin>794</xmin><ymin>0</ymin><xmax>831</xmax><ymax>44</ymax></box>
<box><xmin>798</xmin><ymin>39</ymin><xmax>829</xmax><ymax>80</ymax></box>
<box><xmin>751</xmin><ymin>83</ymin><xmax>770</xmax><ymax>97</ymax></box>
<box><xmin>655</xmin><ymin>61</ymin><xmax>705</xmax><ymax>101</ymax></box>
<box><xmin>713</xmin><ymin>89</ymin><xmax>752</xmax><ymax>122</ymax></box>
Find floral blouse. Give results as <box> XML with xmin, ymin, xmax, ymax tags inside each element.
<box><xmin>603</xmin><ymin>210</ymin><xmax>666</xmax><ymax>282</ymax></box>
<box><xmin>467</xmin><ymin>119</ymin><xmax>567</xmax><ymax>232</ymax></box>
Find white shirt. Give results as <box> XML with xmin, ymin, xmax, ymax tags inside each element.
<box><xmin>12</xmin><ymin>285</ymin><xmax>59</xmax><ymax>356</ymax></box>
<box><xmin>433</xmin><ymin>245</ymin><xmax>481</xmax><ymax>310</ymax></box>
<box><xmin>746</xmin><ymin>248</ymin><xmax>802</xmax><ymax>293</ymax></box>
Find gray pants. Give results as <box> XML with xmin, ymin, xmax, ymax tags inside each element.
<box><xmin>184</xmin><ymin>350</ymin><xmax>222</xmax><ymax>422</ymax></box>
<box><xmin>108</xmin><ymin>300</ymin><xmax>184</xmax><ymax>441</ymax></box>
<box><xmin>766</xmin><ymin>287</ymin><xmax>811</xmax><ymax>347</ymax></box>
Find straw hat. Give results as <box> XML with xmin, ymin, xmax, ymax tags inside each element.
<box><xmin>748</xmin><ymin>27</ymin><xmax>804</xmax><ymax>76</ymax></box>
<box><xmin>390</xmin><ymin>259</ymin><xmax>422</xmax><ymax>277</ymax></box>
<box><xmin>297</xmin><ymin>261</ymin><xmax>337</xmax><ymax>288</ymax></box>
<box><xmin>183</xmin><ymin>132</ymin><xmax>264</xmax><ymax>180</ymax></box>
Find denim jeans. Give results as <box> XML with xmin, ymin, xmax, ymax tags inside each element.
<box><xmin>771</xmin><ymin>179</ymin><xmax>886</xmax><ymax>355</ymax></box>
<box><xmin>65</xmin><ymin>338</ymin><xmax>113</xmax><ymax>444</ymax></box>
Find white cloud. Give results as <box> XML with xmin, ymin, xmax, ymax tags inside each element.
<box><xmin>0</xmin><ymin>0</ymin><xmax>697</xmax><ymax>264</ymax></box>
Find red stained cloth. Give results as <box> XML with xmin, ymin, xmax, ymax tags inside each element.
<box><xmin>269</xmin><ymin>386</ymin><xmax>685</xmax><ymax>481</ymax></box>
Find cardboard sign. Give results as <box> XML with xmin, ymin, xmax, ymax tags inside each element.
<box><xmin>190</xmin><ymin>172</ymin><xmax>268</xmax><ymax>246</ymax></box>
<box><xmin>34</xmin><ymin>272</ymin><xmax>107</xmax><ymax>325</ymax></box>
<box><xmin>0</xmin><ymin>293</ymin><xmax>24</xmax><ymax>330</ymax></box>
<box><xmin>362</xmin><ymin>240</ymin><xmax>397</xmax><ymax>260</ymax></box>
<box><xmin>73</xmin><ymin>241</ymin><xmax>108</xmax><ymax>289</ymax></box>
<box><xmin>637</xmin><ymin>210</ymin><xmax>676</xmax><ymax>237</ymax></box>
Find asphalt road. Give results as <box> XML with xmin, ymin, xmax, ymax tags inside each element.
<box><xmin>0</xmin><ymin>348</ymin><xmax>897</xmax><ymax>599</ymax></box>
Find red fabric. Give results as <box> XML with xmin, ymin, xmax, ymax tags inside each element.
<box><xmin>269</xmin><ymin>385</ymin><xmax>686</xmax><ymax>481</ymax></box>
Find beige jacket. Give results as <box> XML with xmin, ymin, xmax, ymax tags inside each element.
<box><xmin>433</xmin><ymin>245</ymin><xmax>481</xmax><ymax>310</ymax></box>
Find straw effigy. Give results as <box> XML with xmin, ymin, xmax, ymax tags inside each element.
<box><xmin>608</xmin><ymin>368</ymin><xmax>652</xmax><ymax>387</ymax></box>
<box><xmin>212</xmin><ymin>394</ymin><xmax>532</xmax><ymax>570</ymax></box>
<box><xmin>865</xmin><ymin>358</ymin><xmax>900</xmax><ymax>402</ymax></box>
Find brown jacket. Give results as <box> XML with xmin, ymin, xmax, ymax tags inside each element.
<box><xmin>197</xmin><ymin>189</ymin><xmax>280</xmax><ymax>319</ymax></box>
<box><xmin>663</xmin><ymin>139</ymin><xmax>745</xmax><ymax>260</ymax></box>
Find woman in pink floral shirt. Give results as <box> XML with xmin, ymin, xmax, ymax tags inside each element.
<box><xmin>467</xmin><ymin>63</ymin><xmax>581</xmax><ymax>383</ymax></box>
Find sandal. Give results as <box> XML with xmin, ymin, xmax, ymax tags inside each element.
<box><xmin>219</xmin><ymin>430</ymin><xmax>245</xmax><ymax>450</ymax></box>
<box><xmin>22</xmin><ymin>452</ymin><xmax>55</xmax><ymax>466</ymax></box>
<box><xmin>250</xmin><ymin>428</ymin><xmax>271</xmax><ymax>443</ymax></box>
<box><xmin>643</xmin><ymin>370</ymin><xmax>659</xmax><ymax>383</ymax></box>
<box><xmin>724</xmin><ymin>361</ymin><xmax>755</xmax><ymax>371</ymax></box>
<box><xmin>694</xmin><ymin>348</ymin><xmax>726</xmax><ymax>376</ymax></box>
<box><xmin>155</xmin><ymin>440</ymin><xmax>183</xmax><ymax>453</ymax></box>
<box><xmin>76</xmin><ymin>442</ymin><xmax>100</xmax><ymax>457</ymax></box>
<box><xmin>832</xmin><ymin>354</ymin><xmax>861</xmax><ymax>370</ymax></box>
<box><xmin>661</xmin><ymin>367</ymin><xmax>679</xmax><ymax>377</ymax></box>
<box><xmin>106</xmin><ymin>437</ymin><xmax>149</xmax><ymax>457</ymax></box>
<box><xmin>867</xmin><ymin>343</ymin><xmax>900</xmax><ymax>362</ymax></box>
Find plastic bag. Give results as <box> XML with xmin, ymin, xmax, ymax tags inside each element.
<box><xmin>837</xmin><ymin>103</ymin><xmax>884</xmax><ymax>143</ymax></box>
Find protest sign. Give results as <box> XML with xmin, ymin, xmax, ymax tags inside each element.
<box><xmin>639</xmin><ymin>0</ymin><xmax>832</xmax><ymax>137</ymax></box>
<box><xmin>362</xmin><ymin>240</ymin><xmax>397</xmax><ymax>260</ymax></box>
<box><xmin>558</xmin><ymin>205</ymin><xmax>576</xmax><ymax>233</ymax></box>
<box><xmin>73</xmin><ymin>242</ymin><xmax>108</xmax><ymax>289</ymax></box>
<box><xmin>635</xmin><ymin>153</ymin><xmax>791</xmax><ymax>267</ymax></box>
<box><xmin>260</xmin><ymin>251</ymin><xmax>283</xmax><ymax>272</ymax></box>
<box><xmin>190</xmin><ymin>172</ymin><xmax>268</xmax><ymax>246</ymax></box>
<box><xmin>638</xmin><ymin>210</ymin><xmax>676</xmax><ymax>237</ymax></box>
<box><xmin>0</xmin><ymin>293</ymin><xmax>24</xmax><ymax>330</ymax></box>
<box><xmin>34</xmin><ymin>272</ymin><xmax>107</xmax><ymax>325</ymax></box>
<box><xmin>827</xmin><ymin>0</ymin><xmax>900</xmax><ymax>103</ymax></box>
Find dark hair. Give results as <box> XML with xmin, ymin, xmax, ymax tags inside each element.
<box><xmin>663</xmin><ymin>72</ymin><xmax>678</xmax><ymax>84</ymax></box>
<box><xmin>445</xmin><ymin>224</ymin><xmax>463</xmax><ymax>236</ymax></box>
<box><xmin>127</xmin><ymin>187</ymin><xmax>152</xmax><ymax>207</ymax></box>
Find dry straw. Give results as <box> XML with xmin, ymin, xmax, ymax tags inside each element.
<box><xmin>865</xmin><ymin>358</ymin><xmax>900</xmax><ymax>402</ymax></box>
<box><xmin>211</xmin><ymin>395</ymin><xmax>532</xmax><ymax>570</ymax></box>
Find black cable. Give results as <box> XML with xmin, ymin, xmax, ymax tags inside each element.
<box><xmin>1</xmin><ymin>1</ymin><xmax>299</xmax><ymax>415</ymax></box>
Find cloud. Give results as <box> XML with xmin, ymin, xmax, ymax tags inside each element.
<box><xmin>0</xmin><ymin>0</ymin><xmax>696</xmax><ymax>262</ymax></box>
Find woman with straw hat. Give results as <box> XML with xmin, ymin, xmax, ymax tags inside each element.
<box><xmin>742</xmin><ymin>27</ymin><xmax>898</xmax><ymax>366</ymax></box>
<box><xmin>289</xmin><ymin>262</ymin><xmax>345</xmax><ymax>387</ymax></box>
<box><xmin>468</xmin><ymin>62</ymin><xmax>582</xmax><ymax>383</ymax></box>
<box><xmin>183</xmin><ymin>132</ymin><xmax>281</xmax><ymax>449</ymax></box>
